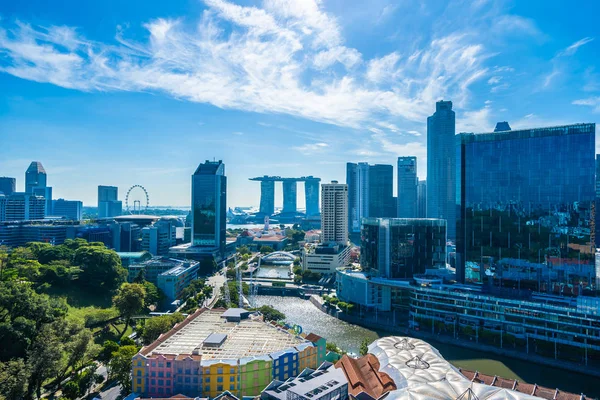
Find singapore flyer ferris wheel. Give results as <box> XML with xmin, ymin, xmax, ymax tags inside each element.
<box><xmin>125</xmin><ymin>185</ymin><xmax>150</xmax><ymax>214</ymax></box>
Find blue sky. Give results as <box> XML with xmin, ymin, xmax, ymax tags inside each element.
<box><xmin>0</xmin><ymin>0</ymin><xmax>599</xmax><ymax>208</ymax></box>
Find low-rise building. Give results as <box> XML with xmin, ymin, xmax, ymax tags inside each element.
<box><xmin>157</xmin><ymin>261</ymin><xmax>200</xmax><ymax>301</ymax></box>
<box><xmin>0</xmin><ymin>192</ymin><xmax>45</xmax><ymax>222</ymax></box>
<box><xmin>261</xmin><ymin>362</ymin><xmax>348</xmax><ymax>400</ymax></box>
<box><xmin>52</xmin><ymin>199</ymin><xmax>83</xmax><ymax>220</ymax></box>
<box><xmin>302</xmin><ymin>243</ymin><xmax>350</xmax><ymax>275</ymax></box>
<box><xmin>127</xmin><ymin>257</ymin><xmax>197</xmax><ymax>286</ymax></box>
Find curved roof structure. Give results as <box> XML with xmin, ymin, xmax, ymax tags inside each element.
<box><xmin>261</xmin><ymin>251</ymin><xmax>296</xmax><ymax>262</ymax></box>
<box><xmin>369</xmin><ymin>337</ymin><xmax>546</xmax><ymax>400</ymax></box>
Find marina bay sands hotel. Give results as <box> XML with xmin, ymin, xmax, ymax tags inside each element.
<box><xmin>249</xmin><ymin>176</ymin><xmax>321</xmax><ymax>217</ymax></box>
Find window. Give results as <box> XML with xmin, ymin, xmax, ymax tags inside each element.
<box><xmin>166</xmin><ymin>372</ymin><xmax>171</xmax><ymax>378</ymax></box>
<box><xmin>158</xmin><ymin>372</ymin><xmax>164</xmax><ymax>377</ymax></box>
<box><xmin>178</xmin><ymin>377</ymin><xmax>182</xmax><ymax>382</ymax></box>
<box><xmin>185</xmin><ymin>369</ymin><xmax>191</xmax><ymax>375</ymax></box>
<box><xmin>137</xmin><ymin>370</ymin><xmax>141</xmax><ymax>376</ymax></box>
<box><xmin>151</xmin><ymin>371</ymin><xmax>156</xmax><ymax>377</ymax></box>
<box><xmin>158</xmin><ymin>379</ymin><xmax>164</xmax><ymax>385</ymax></box>
<box><xmin>158</xmin><ymin>387</ymin><xmax>164</xmax><ymax>393</ymax></box>
<box><xmin>205</xmin><ymin>377</ymin><xmax>210</xmax><ymax>383</ymax></box>
<box><xmin>230</xmin><ymin>384</ymin><xmax>235</xmax><ymax>390</ymax></box>
<box><xmin>166</xmin><ymin>380</ymin><xmax>170</xmax><ymax>386</ymax></box>
<box><xmin>152</xmin><ymin>362</ymin><xmax>156</xmax><ymax>367</ymax></box>
<box><xmin>274</xmin><ymin>360</ymin><xmax>279</xmax><ymax>366</ymax></box>
<box><xmin>205</xmin><ymin>368</ymin><xmax>210</xmax><ymax>374</ymax></box>
<box><xmin>158</xmin><ymin>362</ymin><xmax>164</xmax><ymax>368</ymax></box>
<box><xmin>151</xmin><ymin>379</ymin><xmax>156</xmax><ymax>385</ymax></box>
<box><xmin>217</xmin><ymin>368</ymin><xmax>223</xmax><ymax>374</ymax></box>
<box><xmin>178</xmin><ymin>368</ymin><xmax>183</xmax><ymax>374</ymax></box>
<box><xmin>293</xmin><ymin>355</ymin><xmax>297</xmax><ymax>360</ymax></box>
<box><xmin>230</xmin><ymin>376</ymin><xmax>235</xmax><ymax>382</ymax></box>
<box><xmin>137</xmin><ymin>378</ymin><xmax>142</xmax><ymax>384</ymax></box>
<box><xmin>217</xmin><ymin>377</ymin><xmax>223</xmax><ymax>383</ymax></box>
<box><xmin>185</xmin><ymin>377</ymin><xmax>190</xmax><ymax>383</ymax></box>
<box><xmin>166</xmin><ymin>362</ymin><xmax>171</xmax><ymax>368</ymax></box>
<box><xmin>217</xmin><ymin>385</ymin><xmax>223</xmax><ymax>391</ymax></box>
<box><xmin>137</xmin><ymin>361</ymin><xmax>142</xmax><ymax>366</ymax></box>
<box><xmin>230</xmin><ymin>368</ymin><xmax>235</xmax><ymax>374</ymax></box>
<box><xmin>254</xmin><ymin>363</ymin><xmax>259</xmax><ymax>370</ymax></box>
<box><xmin>205</xmin><ymin>385</ymin><xmax>210</xmax><ymax>392</ymax></box>
<box><xmin>193</xmin><ymin>377</ymin><xmax>198</xmax><ymax>383</ymax></box>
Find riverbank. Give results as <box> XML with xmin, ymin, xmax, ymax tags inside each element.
<box><xmin>309</xmin><ymin>295</ymin><xmax>600</xmax><ymax>381</ymax></box>
<box><xmin>253</xmin><ymin>295</ymin><xmax>599</xmax><ymax>398</ymax></box>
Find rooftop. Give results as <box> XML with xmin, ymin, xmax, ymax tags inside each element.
<box><xmin>140</xmin><ymin>308</ymin><xmax>306</xmax><ymax>361</ymax></box>
<box><xmin>335</xmin><ymin>354</ymin><xmax>396</xmax><ymax>399</ymax></box>
<box><xmin>263</xmin><ymin>362</ymin><xmax>347</xmax><ymax>400</ymax></box>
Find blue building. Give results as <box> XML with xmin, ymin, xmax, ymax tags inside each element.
<box><xmin>397</xmin><ymin>157</ymin><xmax>418</xmax><ymax>218</ymax></box>
<box><xmin>0</xmin><ymin>177</ymin><xmax>16</xmax><ymax>196</ymax></box>
<box><xmin>156</xmin><ymin>260</ymin><xmax>200</xmax><ymax>302</ymax></box>
<box><xmin>25</xmin><ymin>161</ymin><xmax>47</xmax><ymax>193</ymax></box>
<box><xmin>52</xmin><ymin>199</ymin><xmax>83</xmax><ymax>220</ymax></box>
<box><xmin>427</xmin><ymin>101</ymin><xmax>456</xmax><ymax>239</ymax></box>
<box><xmin>456</xmin><ymin>123</ymin><xmax>596</xmax><ymax>290</ymax></box>
<box><xmin>192</xmin><ymin>160</ymin><xmax>227</xmax><ymax>258</ymax></box>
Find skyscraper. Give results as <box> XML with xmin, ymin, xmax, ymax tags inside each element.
<box><xmin>347</xmin><ymin>162</ymin><xmax>394</xmax><ymax>233</ymax></box>
<box><xmin>52</xmin><ymin>199</ymin><xmax>83</xmax><ymax>220</ymax></box>
<box><xmin>304</xmin><ymin>177</ymin><xmax>320</xmax><ymax>216</ymax></box>
<box><xmin>368</xmin><ymin>164</ymin><xmax>394</xmax><ymax>218</ymax></box>
<box><xmin>346</xmin><ymin>162</ymin><xmax>369</xmax><ymax>233</ymax></box>
<box><xmin>33</xmin><ymin>186</ymin><xmax>53</xmax><ymax>216</ymax></box>
<box><xmin>397</xmin><ymin>157</ymin><xmax>418</xmax><ymax>218</ymax></box>
<box><xmin>98</xmin><ymin>185</ymin><xmax>122</xmax><ymax>218</ymax></box>
<box><xmin>417</xmin><ymin>180</ymin><xmax>427</xmax><ymax>218</ymax></box>
<box><xmin>25</xmin><ymin>161</ymin><xmax>47</xmax><ymax>193</ymax></box>
<box><xmin>0</xmin><ymin>192</ymin><xmax>45</xmax><ymax>222</ymax></box>
<box><xmin>321</xmin><ymin>181</ymin><xmax>348</xmax><ymax>245</ymax></box>
<box><xmin>192</xmin><ymin>160</ymin><xmax>226</xmax><ymax>256</ymax></box>
<box><xmin>0</xmin><ymin>177</ymin><xmax>16</xmax><ymax>195</ymax></box>
<box><xmin>456</xmin><ymin>123</ymin><xmax>595</xmax><ymax>289</ymax></box>
<box><xmin>427</xmin><ymin>100</ymin><xmax>456</xmax><ymax>239</ymax></box>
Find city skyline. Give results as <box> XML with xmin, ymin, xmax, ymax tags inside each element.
<box><xmin>1</xmin><ymin>1</ymin><xmax>600</xmax><ymax>207</ymax></box>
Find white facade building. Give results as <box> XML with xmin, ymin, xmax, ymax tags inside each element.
<box><xmin>321</xmin><ymin>181</ymin><xmax>348</xmax><ymax>245</ymax></box>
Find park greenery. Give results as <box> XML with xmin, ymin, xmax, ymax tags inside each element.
<box><xmin>0</xmin><ymin>239</ymin><xmax>163</xmax><ymax>399</ymax></box>
<box><xmin>293</xmin><ymin>265</ymin><xmax>322</xmax><ymax>284</ymax></box>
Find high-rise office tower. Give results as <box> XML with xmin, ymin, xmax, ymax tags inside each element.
<box><xmin>347</xmin><ymin>162</ymin><xmax>369</xmax><ymax>233</ymax></box>
<box><xmin>25</xmin><ymin>161</ymin><xmax>47</xmax><ymax>193</ymax></box>
<box><xmin>361</xmin><ymin>218</ymin><xmax>447</xmax><ymax>279</ymax></box>
<box><xmin>368</xmin><ymin>164</ymin><xmax>394</xmax><ymax>218</ymax></box>
<box><xmin>33</xmin><ymin>187</ymin><xmax>53</xmax><ymax>216</ymax></box>
<box><xmin>192</xmin><ymin>160</ymin><xmax>226</xmax><ymax>256</ymax></box>
<box><xmin>347</xmin><ymin>162</ymin><xmax>394</xmax><ymax>233</ymax></box>
<box><xmin>0</xmin><ymin>177</ymin><xmax>16</xmax><ymax>195</ymax></box>
<box><xmin>98</xmin><ymin>185</ymin><xmax>122</xmax><ymax>218</ymax></box>
<box><xmin>397</xmin><ymin>157</ymin><xmax>418</xmax><ymax>218</ymax></box>
<box><xmin>321</xmin><ymin>181</ymin><xmax>348</xmax><ymax>245</ymax></box>
<box><xmin>427</xmin><ymin>100</ymin><xmax>456</xmax><ymax>239</ymax></box>
<box><xmin>457</xmin><ymin>123</ymin><xmax>595</xmax><ymax>289</ymax></box>
<box><xmin>417</xmin><ymin>180</ymin><xmax>427</xmax><ymax>218</ymax></box>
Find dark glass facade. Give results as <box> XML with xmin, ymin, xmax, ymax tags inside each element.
<box><xmin>368</xmin><ymin>164</ymin><xmax>395</xmax><ymax>218</ymax></box>
<box><xmin>361</xmin><ymin>218</ymin><xmax>446</xmax><ymax>279</ymax></box>
<box><xmin>456</xmin><ymin>124</ymin><xmax>596</xmax><ymax>291</ymax></box>
<box><xmin>192</xmin><ymin>160</ymin><xmax>226</xmax><ymax>255</ymax></box>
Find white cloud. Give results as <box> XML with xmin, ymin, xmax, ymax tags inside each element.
<box><xmin>572</xmin><ymin>97</ymin><xmax>600</xmax><ymax>113</ymax></box>
<box><xmin>558</xmin><ymin>37</ymin><xmax>594</xmax><ymax>57</ymax></box>
<box><xmin>492</xmin><ymin>15</ymin><xmax>543</xmax><ymax>38</ymax></box>
<box><xmin>0</xmin><ymin>1</ymin><xmax>495</xmax><ymax>131</ymax></box>
<box><xmin>490</xmin><ymin>83</ymin><xmax>509</xmax><ymax>93</ymax></box>
<box><xmin>293</xmin><ymin>142</ymin><xmax>329</xmax><ymax>155</ymax></box>
<box><xmin>511</xmin><ymin>113</ymin><xmax>572</xmax><ymax>129</ymax></box>
<box><xmin>370</xmin><ymin>131</ymin><xmax>426</xmax><ymax>160</ymax></box>
<box><xmin>487</xmin><ymin>76</ymin><xmax>501</xmax><ymax>84</ymax></box>
<box><xmin>456</xmin><ymin>105</ymin><xmax>493</xmax><ymax>133</ymax></box>
<box><xmin>232</xmin><ymin>131</ymin><xmax>244</xmax><ymax>135</ymax></box>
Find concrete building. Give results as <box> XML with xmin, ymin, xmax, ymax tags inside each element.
<box><xmin>0</xmin><ymin>177</ymin><xmax>16</xmax><ymax>196</ymax></box>
<box><xmin>416</xmin><ymin>180</ymin><xmax>426</xmax><ymax>218</ymax></box>
<box><xmin>98</xmin><ymin>185</ymin><xmax>122</xmax><ymax>218</ymax></box>
<box><xmin>32</xmin><ymin>186</ymin><xmax>53</xmax><ymax>217</ymax></box>
<box><xmin>131</xmin><ymin>308</ymin><xmax>327</xmax><ymax>398</ymax></box>
<box><xmin>142</xmin><ymin>218</ymin><xmax>177</xmax><ymax>256</ymax></box>
<box><xmin>0</xmin><ymin>192</ymin><xmax>45</xmax><ymax>222</ymax></box>
<box><xmin>302</xmin><ymin>243</ymin><xmax>350</xmax><ymax>275</ymax></box>
<box><xmin>321</xmin><ymin>181</ymin><xmax>348</xmax><ymax>245</ymax></box>
<box><xmin>126</xmin><ymin>257</ymin><xmax>195</xmax><ymax>285</ymax></box>
<box><xmin>427</xmin><ymin>100</ymin><xmax>456</xmax><ymax>239</ymax></box>
<box><xmin>52</xmin><ymin>199</ymin><xmax>83</xmax><ymax>220</ymax></box>
<box><xmin>192</xmin><ymin>160</ymin><xmax>227</xmax><ymax>257</ymax></box>
<box><xmin>249</xmin><ymin>176</ymin><xmax>321</xmax><ymax>217</ymax></box>
<box><xmin>157</xmin><ymin>261</ymin><xmax>200</xmax><ymax>301</ymax></box>
<box><xmin>25</xmin><ymin>161</ymin><xmax>47</xmax><ymax>194</ymax></box>
<box><xmin>0</xmin><ymin>220</ymin><xmax>80</xmax><ymax>247</ymax></box>
<box><xmin>261</xmin><ymin>362</ymin><xmax>349</xmax><ymax>400</ymax></box>
<box><xmin>456</xmin><ymin>123</ymin><xmax>596</xmax><ymax>288</ymax></box>
<box><xmin>397</xmin><ymin>157</ymin><xmax>418</xmax><ymax>218</ymax></box>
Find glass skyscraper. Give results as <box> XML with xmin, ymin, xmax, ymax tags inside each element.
<box><xmin>0</xmin><ymin>177</ymin><xmax>16</xmax><ymax>196</ymax></box>
<box><xmin>427</xmin><ymin>101</ymin><xmax>456</xmax><ymax>239</ymax></box>
<box><xmin>368</xmin><ymin>164</ymin><xmax>395</xmax><ymax>218</ymax></box>
<box><xmin>192</xmin><ymin>160</ymin><xmax>226</xmax><ymax>256</ymax></box>
<box><xmin>456</xmin><ymin>123</ymin><xmax>596</xmax><ymax>291</ymax></box>
<box><xmin>361</xmin><ymin>218</ymin><xmax>447</xmax><ymax>279</ymax></box>
<box><xmin>397</xmin><ymin>157</ymin><xmax>418</xmax><ymax>218</ymax></box>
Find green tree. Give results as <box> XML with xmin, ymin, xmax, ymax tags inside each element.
<box><xmin>77</xmin><ymin>368</ymin><xmax>97</xmax><ymax>397</ymax></box>
<box><xmin>143</xmin><ymin>281</ymin><xmax>163</xmax><ymax>308</ymax></box>
<box><xmin>359</xmin><ymin>338</ymin><xmax>370</xmax><ymax>356</ymax></box>
<box><xmin>133</xmin><ymin>268</ymin><xmax>146</xmax><ymax>284</ymax></box>
<box><xmin>55</xmin><ymin>321</ymin><xmax>99</xmax><ymax>383</ymax></box>
<box><xmin>25</xmin><ymin>324</ymin><xmax>64</xmax><ymax>400</ymax></box>
<box><xmin>99</xmin><ymin>340</ymin><xmax>120</xmax><ymax>362</ymax></box>
<box><xmin>255</xmin><ymin>305</ymin><xmax>285</xmax><ymax>322</ymax></box>
<box><xmin>108</xmin><ymin>345</ymin><xmax>138</xmax><ymax>394</ymax></box>
<box><xmin>37</xmin><ymin>245</ymin><xmax>74</xmax><ymax>264</ymax></box>
<box><xmin>0</xmin><ymin>358</ymin><xmax>30</xmax><ymax>400</ymax></box>
<box><xmin>26</xmin><ymin>242</ymin><xmax>52</xmax><ymax>258</ymax></box>
<box><xmin>62</xmin><ymin>380</ymin><xmax>80</xmax><ymax>400</ymax></box>
<box><xmin>237</xmin><ymin>246</ymin><xmax>251</xmax><ymax>255</ymax></box>
<box><xmin>260</xmin><ymin>245</ymin><xmax>274</xmax><ymax>254</ymax></box>
<box><xmin>112</xmin><ymin>283</ymin><xmax>146</xmax><ymax>339</ymax></box>
<box><xmin>74</xmin><ymin>245</ymin><xmax>127</xmax><ymax>291</ymax></box>
<box><xmin>140</xmin><ymin>313</ymin><xmax>185</xmax><ymax>345</ymax></box>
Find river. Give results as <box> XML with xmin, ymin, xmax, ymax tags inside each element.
<box><xmin>254</xmin><ymin>295</ymin><xmax>600</xmax><ymax>398</ymax></box>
